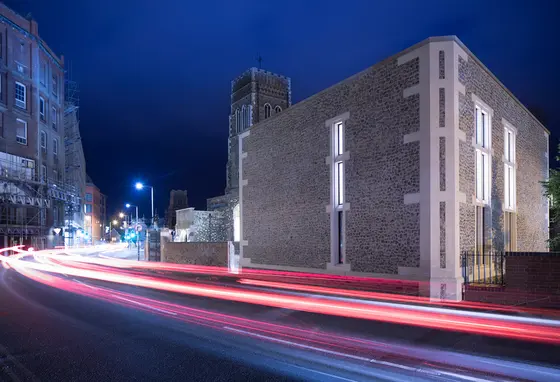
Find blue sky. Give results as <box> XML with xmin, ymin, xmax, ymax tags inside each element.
<box><xmin>5</xmin><ymin>0</ymin><xmax>557</xmax><ymax>217</ymax></box>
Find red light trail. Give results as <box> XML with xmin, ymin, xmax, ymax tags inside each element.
<box><xmin>2</xmin><ymin>249</ymin><xmax>559</xmax><ymax>345</ymax></box>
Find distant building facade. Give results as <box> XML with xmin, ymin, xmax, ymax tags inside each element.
<box><xmin>175</xmin><ymin>207</ymin><xmax>227</xmax><ymax>243</ymax></box>
<box><xmin>165</xmin><ymin>189</ymin><xmax>188</xmax><ymax>228</ymax></box>
<box><xmin>0</xmin><ymin>4</ymin><xmax>75</xmax><ymax>248</ymax></box>
<box><xmin>234</xmin><ymin>36</ymin><xmax>548</xmax><ymax>301</ymax></box>
<box><xmin>208</xmin><ymin>67</ymin><xmax>292</xmax><ymax>243</ymax></box>
<box><xmin>84</xmin><ymin>175</ymin><xmax>106</xmax><ymax>243</ymax></box>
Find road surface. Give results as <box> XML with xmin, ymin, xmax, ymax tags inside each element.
<box><xmin>1</xmin><ymin>245</ymin><xmax>559</xmax><ymax>381</ymax></box>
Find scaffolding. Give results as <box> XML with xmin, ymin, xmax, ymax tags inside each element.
<box><xmin>0</xmin><ymin>66</ymin><xmax>83</xmax><ymax>249</ymax></box>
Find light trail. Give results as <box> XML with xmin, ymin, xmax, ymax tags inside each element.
<box><xmin>26</xmin><ymin>249</ymin><xmax>560</xmax><ymax>318</ymax></box>
<box><xmin>7</xmin><ymin>262</ymin><xmax>560</xmax><ymax>382</ymax></box>
<box><xmin>2</xmin><ymin>252</ymin><xmax>560</xmax><ymax>345</ymax></box>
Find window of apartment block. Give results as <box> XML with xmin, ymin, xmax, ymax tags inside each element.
<box><xmin>504</xmin><ymin>126</ymin><xmax>516</xmax><ymax>210</ymax></box>
<box><xmin>51</xmin><ymin>107</ymin><xmax>57</xmax><ymax>130</ymax></box>
<box><xmin>15</xmin><ymin>82</ymin><xmax>26</xmax><ymax>109</ymax></box>
<box><xmin>16</xmin><ymin>119</ymin><xmax>27</xmax><ymax>145</ymax></box>
<box><xmin>85</xmin><ymin>204</ymin><xmax>92</xmax><ymax>213</ymax></box>
<box><xmin>52</xmin><ymin>74</ymin><xmax>58</xmax><ymax>97</ymax></box>
<box><xmin>40</xmin><ymin>130</ymin><xmax>47</xmax><ymax>150</ymax></box>
<box><xmin>53</xmin><ymin>138</ymin><xmax>58</xmax><ymax>157</ymax></box>
<box><xmin>39</xmin><ymin>97</ymin><xmax>46</xmax><ymax>121</ymax></box>
<box><xmin>41</xmin><ymin>165</ymin><xmax>47</xmax><ymax>183</ymax></box>
<box><xmin>85</xmin><ymin>193</ymin><xmax>93</xmax><ymax>202</ymax></box>
<box><xmin>40</xmin><ymin>61</ymin><xmax>47</xmax><ymax>86</ymax></box>
<box><xmin>475</xmin><ymin>105</ymin><xmax>491</xmax><ymax>204</ymax></box>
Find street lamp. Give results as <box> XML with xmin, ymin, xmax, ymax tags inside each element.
<box><xmin>126</xmin><ymin>203</ymin><xmax>140</xmax><ymax>261</ymax></box>
<box><xmin>135</xmin><ymin>182</ymin><xmax>154</xmax><ymax>226</ymax></box>
<box><xmin>119</xmin><ymin>212</ymin><xmax>125</xmax><ymax>219</ymax></box>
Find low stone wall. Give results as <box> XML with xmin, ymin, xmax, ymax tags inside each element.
<box><xmin>161</xmin><ymin>241</ymin><xmax>228</xmax><ymax>266</ymax></box>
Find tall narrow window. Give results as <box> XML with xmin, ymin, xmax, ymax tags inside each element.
<box><xmin>235</xmin><ymin>109</ymin><xmax>240</xmax><ymax>134</ymax></box>
<box><xmin>475</xmin><ymin>105</ymin><xmax>491</xmax><ymax>204</ymax></box>
<box><xmin>16</xmin><ymin>119</ymin><xmax>27</xmax><ymax>145</ymax></box>
<box><xmin>331</xmin><ymin>119</ymin><xmax>347</xmax><ymax>265</ymax></box>
<box><xmin>275</xmin><ymin>106</ymin><xmax>282</xmax><ymax>114</ymax></box>
<box><xmin>53</xmin><ymin>138</ymin><xmax>58</xmax><ymax>157</ymax></box>
<box><xmin>41</xmin><ymin>165</ymin><xmax>47</xmax><ymax>183</ymax></box>
<box><xmin>15</xmin><ymin>82</ymin><xmax>26</xmax><ymax>109</ymax></box>
<box><xmin>52</xmin><ymin>74</ymin><xmax>58</xmax><ymax>97</ymax></box>
<box><xmin>247</xmin><ymin>105</ymin><xmax>252</xmax><ymax>128</ymax></box>
<box><xmin>264</xmin><ymin>103</ymin><xmax>271</xmax><ymax>119</ymax></box>
<box><xmin>40</xmin><ymin>61</ymin><xmax>47</xmax><ymax>86</ymax></box>
<box><xmin>241</xmin><ymin>106</ymin><xmax>246</xmax><ymax>131</ymax></box>
<box><xmin>51</xmin><ymin>107</ymin><xmax>57</xmax><ymax>131</ymax></box>
<box><xmin>504</xmin><ymin>127</ymin><xmax>516</xmax><ymax>210</ymax></box>
<box><xmin>39</xmin><ymin>97</ymin><xmax>46</xmax><ymax>121</ymax></box>
<box><xmin>40</xmin><ymin>130</ymin><xmax>47</xmax><ymax>150</ymax></box>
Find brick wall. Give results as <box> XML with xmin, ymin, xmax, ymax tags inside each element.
<box><xmin>241</xmin><ymin>51</ymin><xmax>421</xmax><ymax>273</ymax></box>
<box><xmin>458</xmin><ymin>54</ymin><xmax>548</xmax><ymax>253</ymax></box>
<box><xmin>162</xmin><ymin>241</ymin><xmax>228</xmax><ymax>266</ymax></box>
<box><xmin>464</xmin><ymin>254</ymin><xmax>560</xmax><ymax>308</ymax></box>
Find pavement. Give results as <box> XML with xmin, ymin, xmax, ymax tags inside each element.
<box><xmin>1</xmin><ymin>245</ymin><xmax>559</xmax><ymax>381</ymax></box>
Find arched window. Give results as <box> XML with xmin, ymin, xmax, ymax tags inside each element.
<box><xmin>241</xmin><ymin>105</ymin><xmax>247</xmax><ymax>131</ymax></box>
<box><xmin>275</xmin><ymin>106</ymin><xmax>282</xmax><ymax>114</ymax></box>
<box><xmin>264</xmin><ymin>103</ymin><xmax>271</xmax><ymax>119</ymax></box>
<box><xmin>235</xmin><ymin>109</ymin><xmax>240</xmax><ymax>133</ymax></box>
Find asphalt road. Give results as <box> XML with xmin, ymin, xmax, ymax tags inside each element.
<box><xmin>2</xmin><ymin>252</ymin><xmax>560</xmax><ymax>382</ymax></box>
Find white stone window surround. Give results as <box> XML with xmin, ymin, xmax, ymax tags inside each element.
<box><xmin>502</xmin><ymin>119</ymin><xmax>517</xmax><ymax>212</ymax></box>
<box><xmin>471</xmin><ymin>94</ymin><xmax>493</xmax><ymax>206</ymax></box>
<box><xmin>40</xmin><ymin>130</ymin><xmax>47</xmax><ymax>149</ymax></box>
<box><xmin>325</xmin><ymin>112</ymin><xmax>351</xmax><ymax>271</ymax></box>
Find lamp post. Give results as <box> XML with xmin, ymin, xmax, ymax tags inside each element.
<box><xmin>135</xmin><ymin>182</ymin><xmax>154</xmax><ymax>226</ymax></box>
<box><xmin>126</xmin><ymin>203</ymin><xmax>140</xmax><ymax>261</ymax></box>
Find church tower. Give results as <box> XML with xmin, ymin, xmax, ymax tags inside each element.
<box><xmin>225</xmin><ymin>68</ymin><xmax>292</xmax><ymax>193</ymax></box>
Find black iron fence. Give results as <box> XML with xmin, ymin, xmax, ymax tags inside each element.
<box><xmin>461</xmin><ymin>251</ymin><xmax>505</xmax><ymax>285</ymax></box>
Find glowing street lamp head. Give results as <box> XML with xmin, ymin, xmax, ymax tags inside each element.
<box><xmin>112</xmin><ymin>220</ymin><xmax>118</xmax><ymax>225</ymax></box>
<box><xmin>125</xmin><ymin>203</ymin><xmax>131</xmax><ymax>208</ymax></box>
<box><xmin>119</xmin><ymin>212</ymin><xmax>125</xmax><ymax>218</ymax></box>
<box><xmin>135</xmin><ymin>182</ymin><xmax>144</xmax><ymax>190</ymax></box>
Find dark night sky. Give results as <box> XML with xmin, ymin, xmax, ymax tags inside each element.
<box><xmin>4</xmin><ymin>0</ymin><xmax>558</xmax><ymax>220</ymax></box>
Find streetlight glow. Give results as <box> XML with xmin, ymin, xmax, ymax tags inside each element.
<box><xmin>112</xmin><ymin>220</ymin><xmax>118</xmax><ymax>225</ymax></box>
<box><xmin>135</xmin><ymin>182</ymin><xmax>144</xmax><ymax>190</ymax></box>
<box><xmin>126</xmin><ymin>203</ymin><xmax>131</xmax><ymax>208</ymax></box>
<box><xmin>119</xmin><ymin>212</ymin><xmax>125</xmax><ymax>218</ymax></box>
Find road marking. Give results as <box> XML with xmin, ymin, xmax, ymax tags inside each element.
<box><xmin>111</xmin><ymin>295</ymin><xmax>177</xmax><ymax>316</ymax></box>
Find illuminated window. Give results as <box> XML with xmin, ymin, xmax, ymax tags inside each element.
<box><xmin>475</xmin><ymin>105</ymin><xmax>491</xmax><ymax>204</ymax></box>
<box><xmin>15</xmin><ymin>82</ymin><xmax>26</xmax><ymax>109</ymax></box>
<box><xmin>330</xmin><ymin>118</ymin><xmax>348</xmax><ymax>265</ymax></box>
<box><xmin>504</xmin><ymin>126</ymin><xmax>516</xmax><ymax>210</ymax></box>
<box><xmin>233</xmin><ymin>203</ymin><xmax>240</xmax><ymax>242</ymax></box>
<box><xmin>264</xmin><ymin>103</ymin><xmax>271</xmax><ymax>119</ymax></box>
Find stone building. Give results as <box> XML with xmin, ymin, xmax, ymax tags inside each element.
<box><xmin>0</xmin><ymin>4</ymin><xmax>76</xmax><ymax>249</ymax></box>
<box><xmin>235</xmin><ymin>36</ymin><xmax>548</xmax><ymax>301</ymax></box>
<box><xmin>84</xmin><ymin>175</ymin><xmax>106</xmax><ymax>244</ymax></box>
<box><xmin>175</xmin><ymin>207</ymin><xmax>226</xmax><ymax>243</ymax></box>
<box><xmin>208</xmin><ymin>67</ymin><xmax>292</xmax><ymax>242</ymax></box>
<box><xmin>165</xmin><ymin>189</ymin><xmax>188</xmax><ymax>228</ymax></box>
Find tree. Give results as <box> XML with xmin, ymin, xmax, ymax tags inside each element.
<box><xmin>542</xmin><ymin>145</ymin><xmax>560</xmax><ymax>250</ymax></box>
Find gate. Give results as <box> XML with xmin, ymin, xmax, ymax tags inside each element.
<box><xmin>147</xmin><ymin>229</ymin><xmax>161</xmax><ymax>262</ymax></box>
